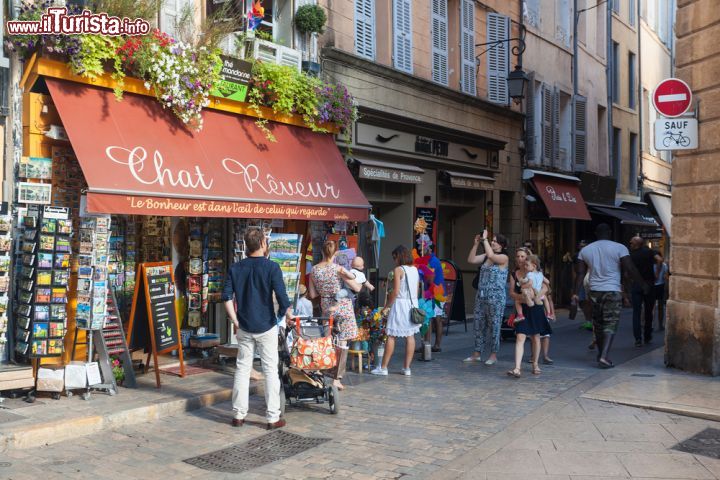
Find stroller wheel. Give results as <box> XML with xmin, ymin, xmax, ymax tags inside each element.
<box><xmin>328</xmin><ymin>385</ymin><xmax>339</xmax><ymax>415</ymax></box>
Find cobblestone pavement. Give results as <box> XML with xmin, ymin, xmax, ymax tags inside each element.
<box><xmin>2</xmin><ymin>311</ymin><xmax>718</xmax><ymax>479</ymax></box>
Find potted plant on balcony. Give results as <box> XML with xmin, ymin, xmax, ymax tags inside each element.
<box><xmin>294</xmin><ymin>3</ymin><xmax>326</xmax><ymax>75</ymax></box>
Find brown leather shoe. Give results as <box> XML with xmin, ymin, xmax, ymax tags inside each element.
<box><xmin>267</xmin><ymin>418</ymin><xmax>286</xmax><ymax>430</ymax></box>
<box><xmin>231</xmin><ymin>418</ymin><xmax>244</xmax><ymax>427</ymax></box>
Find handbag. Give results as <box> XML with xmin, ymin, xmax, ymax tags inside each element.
<box><xmin>290</xmin><ymin>317</ymin><xmax>338</xmax><ymax>370</ymax></box>
<box><xmin>403</xmin><ymin>266</ymin><xmax>426</xmax><ymax>325</ymax></box>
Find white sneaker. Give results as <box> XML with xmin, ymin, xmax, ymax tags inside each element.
<box><xmin>463</xmin><ymin>356</ymin><xmax>481</xmax><ymax>363</ymax></box>
<box><xmin>400</xmin><ymin>368</ymin><xmax>411</xmax><ymax>376</ymax></box>
<box><xmin>484</xmin><ymin>358</ymin><xmax>497</xmax><ymax>365</ymax></box>
<box><xmin>370</xmin><ymin>367</ymin><xmax>388</xmax><ymax>376</ymax></box>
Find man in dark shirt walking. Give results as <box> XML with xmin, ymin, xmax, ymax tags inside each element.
<box><xmin>222</xmin><ymin>228</ymin><xmax>292</xmax><ymax>429</ymax></box>
<box><xmin>629</xmin><ymin>236</ymin><xmax>663</xmax><ymax>346</ymax></box>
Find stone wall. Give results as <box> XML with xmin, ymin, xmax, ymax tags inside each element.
<box><xmin>666</xmin><ymin>0</ymin><xmax>720</xmax><ymax>376</ymax></box>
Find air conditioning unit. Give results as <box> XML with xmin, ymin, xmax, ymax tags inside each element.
<box><xmin>252</xmin><ymin>39</ymin><xmax>302</xmax><ymax>71</ymax></box>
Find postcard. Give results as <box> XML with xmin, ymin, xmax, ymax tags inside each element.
<box><xmin>47</xmin><ymin>339</ymin><xmax>63</xmax><ymax>355</ymax></box>
<box><xmin>38</xmin><ymin>253</ymin><xmax>53</xmax><ymax>269</ymax></box>
<box><xmin>39</xmin><ymin>235</ymin><xmax>55</xmax><ymax>251</ymax></box>
<box><xmin>22</xmin><ymin>242</ymin><xmax>36</xmax><ymax>254</ymax></box>
<box><xmin>53</xmin><ymin>270</ymin><xmax>69</xmax><ymax>286</ymax></box>
<box><xmin>268</xmin><ymin>233</ymin><xmax>301</xmax><ymax>254</ymax></box>
<box><xmin>21</xmin><ymin>266</ymin><xmax>34</xmax><ymax>278</ymax></box>
<box><xmin>0</xmin><ymin>217</ymin><xmax>10</xmax><ymax>233</ymax></box>
<box><xmin>0</xmin><ymin>276</ymin><xmax>8</xmax><ymax>293</ymax></box>
<box><xmin>40</xmin><ymin>218</ymin><xmax>57</xmax><ymax>233</ymax></box>
<box><xmin>79</xmin><ymin>230</ymin><xmax>94</xmax><ymax>243</ymax></box>
<box><xmin>18</xmin><ymin>182</ymin><xmax>52</xmax><ymax>205</ymax></box>
<box><xmin>18</xmin><ymin>304</ymin><xmax>31</xmax><ymax>317</ymax></box>
<box><xmin>31</xmin><ymin>339</ymin><xmax>47</xmax><ymax>356</ymax></box>
<box><xmin>17</xmin><ymin>315</ymin><xmax>31</xmax><ymax>330</ymax></box>
<box><xmin>36</xmin><ymin>271</ymin><xmax>52</xmax><ymax>286</ymax></box>
<box><xmin>20</xmin><ymin>279</ymin><xmax>34</xmax><ymax>291</ymax></box>
<box><xmin>57</xmin><ymin>219</ymin><xmax>73</xmax><ymax>234</ymax></box>
<box><xmin>19</xmin><ymin>290</ymin><xmax>33</xmax><ymax>304</ymax></box>
<box><xmin>49</xmin><ymin>322</ymin><xmax>65</xmax><ymax>338</ymax></box>
<box><xmin>15</xmin><ymin>341</ymin><xmax>28</xmax><ymax>355</ymax></box>
<box><xmin>0</xmin><ymin>237</ymin><xmax>10</xmax><ymax>252</ymax></box>
<box><xmin>54</xmin><ymin>253</ymin><xmax>71</xmax><ymax>269</ymax></box>
<box><xmin>50</xmin><ymin>304</ymin><xmax>67</xmax><ymax>320</ymax></box>
<box><xmin>33</xmin><ymin>322</ymin><xmax>48</xmax><ymax>339</ymax></box>
<box><xmin>19</xmin><ymin>157</ymin><xmax>52</xmax><ymax>180</ymax></box>
<box><xmin>23</xmin><ymin>229</ymin><xmax>37</xmax><ymax>241</ymax></box>
<box><xmin>34</xmin><ymin>305</ymin><xmax>49</xmax><ymax>321</ymax></box>
<box><xmin>16</xmin><ymin>329</ymin><xmax>30</xmax><ymax>343</ymax></box>
<box><xmin>55</xmin><ymin>237</ymin><xmax>71</xmax><ymax>253</ymax></box>
<box><xmin>0</xmin><ymin>257</ymin><xmax>9</xmax><ymax>272</ymax></box>
<box><xmin>35</xmin><ymin>288</ymin><xmax>51</xmax><ymax>303</ymax></box>
<box><xmin>22</xmin><ymin>254</ymin><xmax>35</xmax><ymax>266</ymax></box>
<box><xmin>23</xmin><ymin>215</ymin><xmax>37</xmax><ymax>228</ymax></box>
<box><xmin>78</xmin><ymin>254</ymin><xmax>93</xmax><ymax>267</ymax></box>
<box><xmin>51</xmin><ymin>288</ymin><xmax>67</xmax><ymax>304</ymax></box>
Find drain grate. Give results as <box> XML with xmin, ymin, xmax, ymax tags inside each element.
<box><xmin>184</xmin><ymin>430</ymin><xmax>330</xmax><ymax>473</ymax></box>
<box><xmin>0</xmin><ymin>410</ymin><xmax>25</xmax><ymax>424</ymax></box>
<box><xmin>630</xmin><ymin>373</ymin><xmax>656</xmax><ymax>377</ymax></box>
<box><xmin>672</xmin><ymin>428</ymin><xmax>720</xmax><ymax>459</ymax></box>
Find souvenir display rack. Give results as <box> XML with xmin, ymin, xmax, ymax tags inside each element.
<box><xmin>0</xmin><ymin>215</ymin><xmax>12</xmax><ymax>362</ymax></box>
<box><xmin>75</xmin><ymin>215</ymin><xmax>112</xmax><ymax>330</ymax></box>
<box><xmin>186</xmin><ymin>218</ymin><xmax>225</xmax><ymax>329</ymax></box>
<box><xmin>97</xmin><ymin>288</ymin><xmax>135</xmax><ymax>388</ymax></box>
<box><xmin>16</xmin><ymin>207</ymin><xmax>72</xmax><ymax>358</ymax></box>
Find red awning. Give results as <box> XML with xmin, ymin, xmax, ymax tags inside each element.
<box><xmin>45</xmin><ymin>79</ymin><xmax>370</xmax><ymax>221</ymax></box>
<box><xmin>530</xmin><ymin>176</ymin><xmax>591</xmax><ymax>221</ymax></box>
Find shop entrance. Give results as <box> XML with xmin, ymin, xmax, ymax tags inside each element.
<box><xmin>528</xmin><ymin>220</ymin><xmax>576</xmax><ymax>306</ymax></box>
<box><xmin>438</xmin><ymin>188</ymin><xmax>486</xmax><ymax>314</ymax></box>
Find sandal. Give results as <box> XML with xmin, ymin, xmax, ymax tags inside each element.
<box><xmin>542</xmin><ymin>357</ymin><xmax>554</xmax><ymax>365</ymax></box>
<box><xmin>598</xmin><ymin>359</ymin><xmax>615</xmax><ymax>369</ymax></box>
<box><xmin>506</xmin><ymin>368</ymin><xmax>521</xmax><ymax>378</ymax></box>
<box><xmin>532</xmin><ymin>362</ymin><xmax>541</xmax><ymax>375</ymax></box>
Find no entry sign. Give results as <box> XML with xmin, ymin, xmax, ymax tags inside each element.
<box><xmin>652</xmin><ymin>78</ymin><xmax>692</xmax><ymax>117</ymax></box>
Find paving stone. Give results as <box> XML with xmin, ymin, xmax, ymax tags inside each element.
<box><xmin>540</xmin><ymin>451</ymin><xmax>628</xmax><ymax>477</ymax></box>
<box><xmin>618</xmin><ymin>452</ymin><xmax>716</xmax><ymax>479</ymax></box>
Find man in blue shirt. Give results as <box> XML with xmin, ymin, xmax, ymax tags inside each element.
<box><xmin>222</xmin><ymin>228</ymin><xmax>292</xmax><ymax>430</ymax></box>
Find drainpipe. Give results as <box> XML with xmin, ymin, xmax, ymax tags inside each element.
<box><xmin>637</xmin><ymin>0</ymin><xmax>644</xmax><ymax>199</ymax></box>
<box><xmin>572</xmin><ymin>0</ymin><xmax>578</xmax><ymax>173</ymax></box>
<box><xmin>607</xmin><ymin>1</ymin><xmax>614</xmax><ymax>188</ymax></box>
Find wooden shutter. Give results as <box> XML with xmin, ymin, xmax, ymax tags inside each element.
<box><xmin>355</xmin><ymin>0</ymin><xmax>375</xmax><ymax>60</ymax></box>
<box><xmin>160</xmin><ymin>0</ymin><xmax>178</xmax><ymax>37</ymax></box>
<box><xmin>574</xmin><ymin>96</ymin><xmax>587</xmax><ymax>170</ymax></box>
<box><xmin>393</xmin><ymin>0</ymin><xmax>413</xmax><ymax>73</ymax></box>
<box><xmin>487</xmin><ymin>13</ymin><xmax>509</xmax><ymax>104</ymax></box>
<box><xmin>460</xmin><ymin>0</ymin><xmax>476</xmax><ymax>95</ymax></box>
<box><xmin>541</xmin><ymin>85</ymin><xmax>553</xmax><ymax>165</ymax></box>
<box><xmin>431</xmin><ymin>0</ymin><xmax>449</xmax><ymax>85</ymax></box>
<box><xmin>525</xmin><ymin>75</ymin><xmax>537</xmax><ymax>164</ymax></box>
<box><xmin>552</xmin><ymin>88</ymin><xmax>560</xmax><ymax>167</ymax></box>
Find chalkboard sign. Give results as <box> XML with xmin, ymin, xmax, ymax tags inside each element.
<box><xmin>127</xmin><ymin>262</ymin><xmax>185</xmax><ymax>387</ymax></box>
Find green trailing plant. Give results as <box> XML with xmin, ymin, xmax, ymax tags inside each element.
<box><xmin>68</xmin><ymin>35</ymin><xmax>126</xmax><ymax>99</ymax></box>
<box><xmin>248</xmin><ymin>61</ymin><xmax>323</xmax><ymax>141</ymax></box>
<box><xmin>294</xmin><ymin>4</ymin><xmax>327</xmax><ymax>35</ymax></box>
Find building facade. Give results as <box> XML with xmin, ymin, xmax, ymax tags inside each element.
<box><xmin>317</xmin><ymin>0</ymin><xmax>525</xmax><ymax>312</ymax></box>
<box><xmin>668</xmin><ymin>0</ymin><xmax>720</xmax><ymax>376</ymax></box>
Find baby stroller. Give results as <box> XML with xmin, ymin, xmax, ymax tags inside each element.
<box><xmin>278</xmin><ymin>316</ymin><xmax>340</xmax><ymax>415</ymax></box>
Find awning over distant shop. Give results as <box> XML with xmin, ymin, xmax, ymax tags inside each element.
<box><xmin>589</xmin><ymin>205</ymin><xmax>658</xmax><ymax>228</ymax></box>
<box><xmin>46</xmin><ymin>78</ymin><xmax>371</xmax><ymax>221</ymax></box>
<box><xmin>647</xmin><ymin>193</ymin><xmax>672</xmax><ymax>236</ymax></box>
<box><xmin>621</xmin><ymin>201</ymin><xmax>661</xmax><ymax>229</ymax></box>
<box><xmin>443</xmin><ymin>171</ymin><xmax>495</xmax><ymax>190</ymax></box>
<box><xmin>525</xmin><ymin>171</ymin><xmax>591</xmax><ymax>221</ymax></box>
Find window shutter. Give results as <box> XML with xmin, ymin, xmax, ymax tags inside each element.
<box><xmin>393</xmin><ymin>0</ymin><xmax>413</xmax><ymax>73</ymax></box>
<box><xmin>552</xmin><ymin>88</ymin><xmax>560</xmax><ymax>168</ymax></box>
<box><xmin>525</xmin><ymin>74</ymin><xmax>537</xmax><ymax>164</ymax></box>
<box><xmin>355</xmin><ymin>0</ymin><xmax>376</xmax><ymax>60</ymax></box>
<box><xmin>160</xmin><ymin>0</ymin><xmax>178</xmax><ymax>37</ymax></box>
<box><xmin>460</xmin><ymin>0</ymin><xmax>476</xmax><ymax>95</ymax></box>
<box><xmin>431</xmin><ymin>0</ymin><xmax>449</xmax><ymax>85</ymax></box>
<box><xmin>574</xmin><ymin>96</ymin><xmax>587</xmax><ymax>170</ymax></box>
<box><xmin>487</xmin><ymin>13</ymin><xmax>509</xmax><ymax>104</ymax></box>
<box><xmin>542</xmin><ymin>85</ymin><xmax>553</xmax><ymax>166</ymax></box>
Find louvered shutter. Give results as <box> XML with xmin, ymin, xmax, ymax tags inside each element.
<box><xmin>355</xmin><ymin>0</ymin><xmax>375</xmax><ymax>60</ymax></box>
<box><xmin>552</xmin><ymin>88</ymin><xmax>560</xmax><ymax>168</ymax></box>
<box><xmin>393</xmin><ymin>0</ymin><xmax>413</xmax><ymax>73</ymax></box>
<box><xmin>460</xmin><ymin>0</ymin><xmax>476</xmax><ymax>95</ymax></box>
<box><xmin>431</xmin><ymin>0</ymin><xmax>449</xmax><ymax>85</ymax></box>
<box><xmin>574</xmin><ymin>96</ymin><xmax>587</xmax><ymax>170</ymax></box>
<box><xmin>487</xmin><ymin>13</ymin><xmax>510</xmax><ymax>104</ymax></box>
<box><xmin>542</xmin><ymin>85</ymin><xmax>553</xmax><ymax>166</ymax></box>
<box><xmin>525</xmin><ymin>75</ymin><xmax>537</xmax><ymax>164</ymax></box>
<box><xmin>160</xmin><ymin>0</ymin><xmax>193</xmax><ymax>38</ymax></box>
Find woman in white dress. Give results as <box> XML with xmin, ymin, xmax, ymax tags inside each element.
<box><xmin>371</xmin><ymin>245</ymin><xmax>421</xmax><ymax>376</ymax></box>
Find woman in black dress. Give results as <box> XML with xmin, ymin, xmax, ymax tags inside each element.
<box><xmin>506</xmin><ymin>248</ymin><xmax>552</xmax><ymax>378</ymax></box>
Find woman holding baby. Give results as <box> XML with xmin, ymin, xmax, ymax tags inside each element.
<box><xmin>506</xmin><ymin>247</ymin><xmax>553</xmax><ymax>378</ymax></box>
<box><xmin>308</xmin><ymin>240</ymin><xmax>362</xmax><ymax>390</ymax></box>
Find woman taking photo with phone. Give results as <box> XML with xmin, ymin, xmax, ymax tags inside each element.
<box><xmin>463</xmin><ymin>229</ymin><xmax>509</xmax><ymax>366</ymax></box>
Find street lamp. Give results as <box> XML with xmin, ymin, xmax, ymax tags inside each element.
<box><xmin>507</xmin><ymin>65</ymin><xmax>528</xmax><ymax>103</ymax></box>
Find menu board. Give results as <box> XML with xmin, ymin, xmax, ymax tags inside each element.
<box><xmin>127</xmin><ymin>262</ymin><xmax>184</xmax><ymax>387</ymax></box>
<box><xmin>146</xmin><ymin>266</ymin><xmax>179</xmax><ymax>352</ymax></box>
<box><xmin>440</xmin><ymin>259</ymin><xmax>465</xmax><ymax>323</ymax></box>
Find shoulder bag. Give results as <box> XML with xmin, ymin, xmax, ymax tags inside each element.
<box><xmin>403</xmin><ymin>266</ymin><xmax>426</xmax><ymax>325</ymax></box>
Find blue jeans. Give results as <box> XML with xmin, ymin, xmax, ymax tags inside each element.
<box><xmin>631</xmin><ymin>285</ymin><xmax>655</xmax><ymax>342</ymax></box>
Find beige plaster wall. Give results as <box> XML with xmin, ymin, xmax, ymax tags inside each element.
<box><xmin>612</xmin><ymin>12</ymin><xmax>640</xmax><ymax>196</ymax></box>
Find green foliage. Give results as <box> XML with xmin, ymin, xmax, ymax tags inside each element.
<box><xmin>68</xmin><ymin>35</ymin><xmax>126</xmax><ymax>99</ymax></box>
<box><xmin>248</xmin><ymin>61</ymin><xmax>324</xmax><ymax>141</ymax></box>
<box><xmin>294</xmin><ymin>4</ymin><xmax>327</xmax><ymax>35</ymax></box>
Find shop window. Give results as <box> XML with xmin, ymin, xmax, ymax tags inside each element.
<box><xmin>629</xmin><ymin>133</ymin><xmax>638</xmax><ymax>193</ymax></box>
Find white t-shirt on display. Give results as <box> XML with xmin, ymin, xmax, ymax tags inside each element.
<box><xmin>578</xmin><ymin>240</ymin><xmax>630</xmax><ymax>292</ymax></box>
